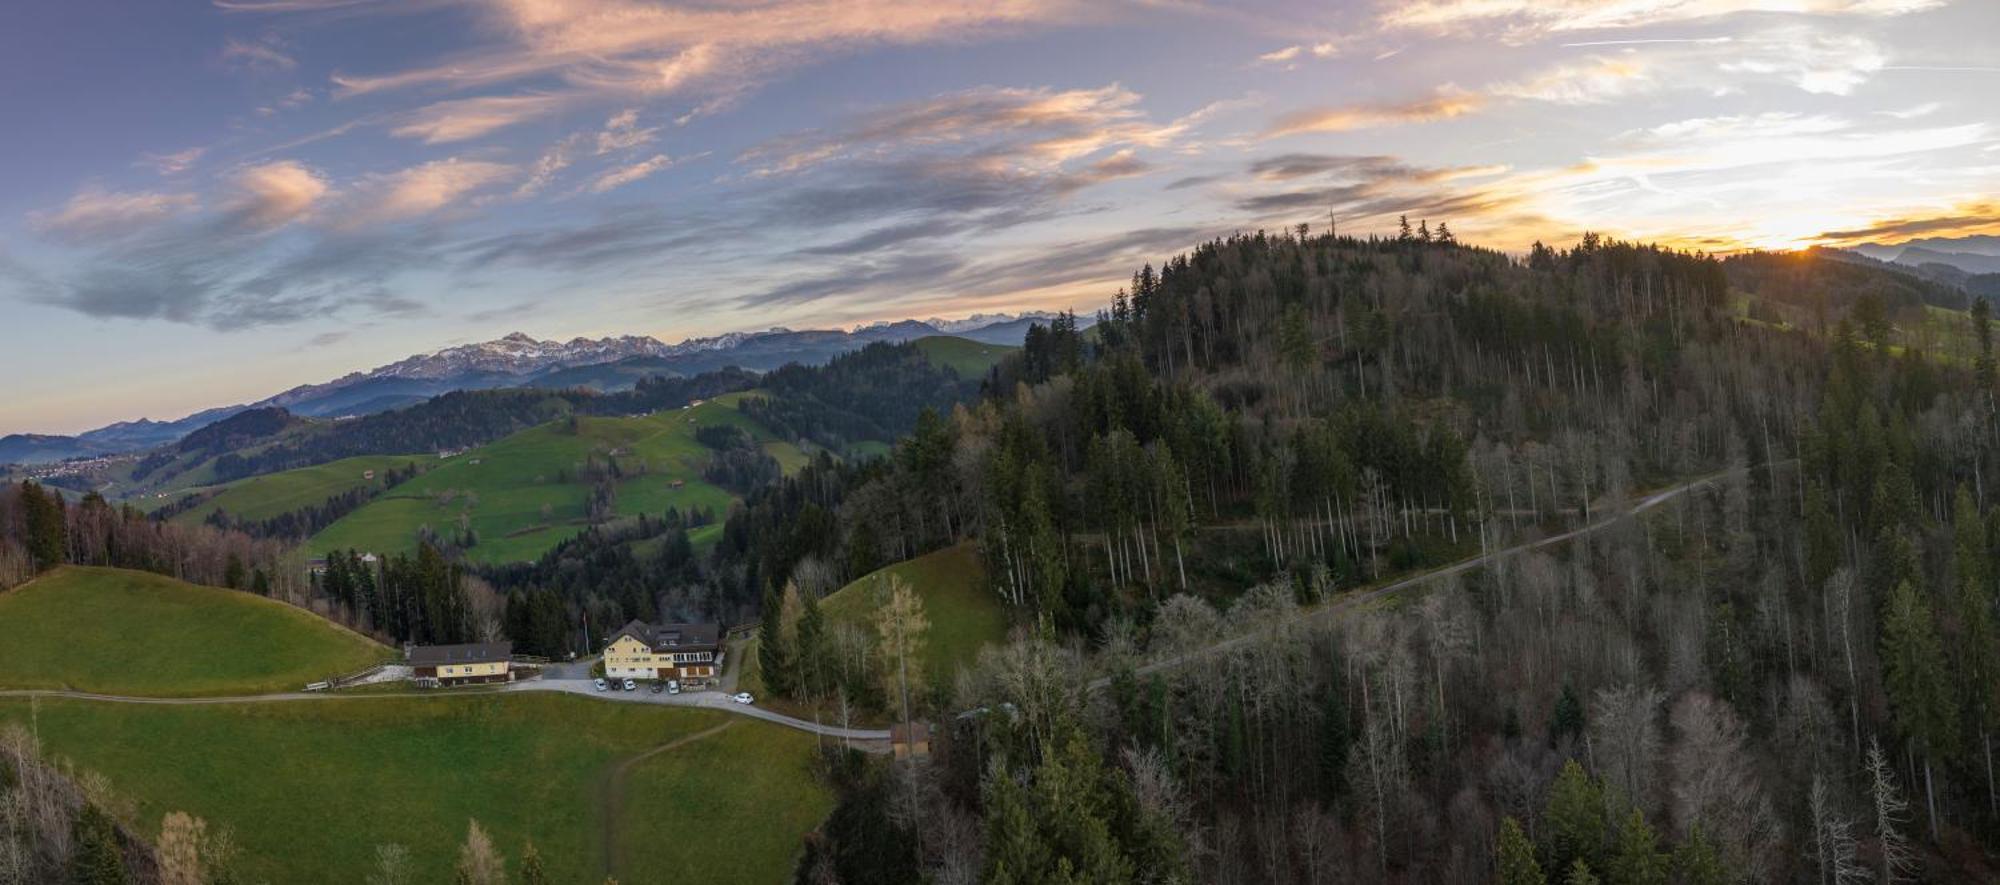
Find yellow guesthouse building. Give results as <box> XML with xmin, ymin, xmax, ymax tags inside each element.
<box><xmin>603</xmin><ymin>621</ymin><xmax>722</xmax><ymax>685</ymax></box>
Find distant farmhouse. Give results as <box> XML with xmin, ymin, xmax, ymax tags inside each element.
<box><xmin>408</xmin><ymin>641</ymin><xmax>513</xmax><ymax>687</ymax></box>
<box><xmin>603</xmin><ymin>621</ymin><xmax>721</xmax><ymax>685</ymax></box>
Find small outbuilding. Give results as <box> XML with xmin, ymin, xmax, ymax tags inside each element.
<box><xmin>891</xmin><ymin>722</ymin><xmax>932</xmax><ymax>760</ymax></box>
<box><xmin>408</xmin><ymin>641</ymin><xmax>514</xmax><ymax>687</ymax></box>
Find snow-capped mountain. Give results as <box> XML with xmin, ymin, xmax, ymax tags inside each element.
<box><xmin>921</xmin><ymin>312</ymin><xmax>1064</xmax><ymax>334</ymax></box>
<box><xmin>369</xmin><ymin>332</ymin><xmax>673</xmax><ymax>380</ymax></box>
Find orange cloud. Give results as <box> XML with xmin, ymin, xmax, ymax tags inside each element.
<box><xmin>1812</xmin><ymin>201</ymin><xmax>2000</xmax><ymax>247</ymax></box>
<box><xmin>390</xmin><ymin>94</ymin><xmax>569</xmax><ymax>144</ymax></box>
<box><xmin>31</xmin><ymin>187</ymin><xmax>198</xmax><ymax>241</ymax></box>
<box><xmin>351</xmin><ymin>158</ymin><xmax>515</xmax><ymax>223</ymax></box>
<box><xmin>225</xmin><ymin>160</ymin><xmax>329</xmax><ymax>231</ymax></box>
<box><xmin>589</xmin><ymin>154</ymin><xmax>675</xmax><ymax>193</ymax></box>
<box><xmin>1262</xmin><ymin>92</ymin><xmax>1483</xmax><ymax>138</ymax></box>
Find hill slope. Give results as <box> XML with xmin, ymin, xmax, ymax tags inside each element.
<box><xmin>310</xmin><ymin>392</ymin><xmax>804</xmax><ymax>564</ymax></box>
<box><xmin>820</xmin><ymin>542</ymin><xmax>1006</xmax><ymax>685</ymax></box>
<box><xmin>912</xmin><ymin>335</ymin><xmax>1017</xmax><ymax>378</ymax></box>
<box><xmin>168</xmin><ymin>454</ymin><xmax>427</xmax><ymax>526</ymax></box>
<box><xmin>0</xmin><ymin>567</ymin><xmax>390</xmax><ymax>696</ymax></box>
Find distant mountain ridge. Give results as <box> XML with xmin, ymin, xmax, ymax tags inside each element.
<box><xmin>3</xmin><ymin>313</ymin><xmax>1054</xmax><ymax>465</ymax></box>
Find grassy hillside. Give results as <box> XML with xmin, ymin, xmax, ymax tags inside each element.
<box><xmin>310</xmin><ymin>392</ymin><xmax>805</xmax><ymax>565</ymax></box>
<box><xmin>820</xmin><ymin>543</ymin><xmax>1007</xmax><ymax>685</ymax></box>
<box><xmin>167</xmin><ymin>454</ymin><xmax>427</xmax><ymax>525</ymax></box>
<box><xmin>0</xmin><ymin>694</ymin><xmax>829</xmax><ymax>885</ymax></box>
<box><xmin>913</xmin><ymin>335</ymin><xmax>1016</xmax><ymax>378</ymax></box>
<box><xmin>0</xmin><ymin>567</ymin><xmax>390</xmax><ymax>696</ymax></box>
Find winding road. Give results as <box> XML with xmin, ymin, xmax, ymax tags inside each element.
<box><xmin>0</xmin><ymin>465</ymin><xmax>1761</xmax><ymax>741</ymax></box>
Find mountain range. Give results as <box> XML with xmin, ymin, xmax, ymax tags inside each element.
<box><xmin>1846</xmin><ymin>235</ymin><xmax>2000</xmax><ymax>275</ymax></box>
<box><xmin>0</xmin><ymin>312</ymin><xmax>1066</xmax><ymax>466</ymax></box>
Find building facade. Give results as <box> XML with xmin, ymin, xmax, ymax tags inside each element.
<box><xmin>408</xmin><ymin>641</ymin><xmax>513</xmax><ymax>686</ymax></box>
<box><xmin>603</xmin><ymin>621</ymin><xmax>722</xmax><ymax>685</ymax></box>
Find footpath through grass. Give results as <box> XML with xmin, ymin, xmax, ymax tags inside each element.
<box><xmin>0</xmin><ymin>693</ymin><xmax>829</xmax><ymax>885</ymax></box>
<box><xmin>0</xmin><ymin>567</ymin><xmax>390</xmax><ymax>696</ymax></box>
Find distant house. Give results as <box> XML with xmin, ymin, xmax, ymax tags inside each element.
<box><xmin>669</xmin><ymin>479</ymin><xmax>686</xmax><ymax>489</ymax></box>
<box><xmin>408</xmin><ymin>642</ymin><xmax>513</xmax><ymax>687</ymax></box>
<box><xmin>603</xmin><ymin>621</ymin><xmax>721</xmax><ymax>685</ymax></box>
<box><xmin>362</xmin><ymin>469</ymin><xmax>376</xmax><ymax>480</ymax></box>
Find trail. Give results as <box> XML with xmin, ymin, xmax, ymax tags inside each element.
<box><xmin>599</xmin><ymin>721</ymin><xmax>735</xmax><ymax>879</ymax></box>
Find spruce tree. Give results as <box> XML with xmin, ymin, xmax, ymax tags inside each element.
<box><xmin>1496</xmin><ymin>816</ymin><xmax>1546</xmax><ymax>885</ymax></box>
<box><xmin>1544</xmin><ymin>759</ymin><xmax>1606</xmax><ymax>875</ymax></box>
<box><xmin>68</xmin><ymin>805</ymin><xmax>128</xmax><ymax>885</ymax></box>
<box><xmin>1607</xmin><ymin>807</ymin><xmax>1667</xmax><ymax>885</ymax></box>
<box><xmin>757</xmin><ymin>586</ymin><xmax>794</xmax><ymax>696</ymax></box>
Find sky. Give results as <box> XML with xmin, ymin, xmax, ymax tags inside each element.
<box><xmin>2</xmin><ymin>0</ymin><xmax>1997</xmax><ymax>435</ymax></box>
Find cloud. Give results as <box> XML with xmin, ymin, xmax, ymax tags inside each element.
<box><xmin>1262</xmin><ymin>91</ymin><xmax>1482</xmax><ymax>138</ymax></box>
<box><xmin>302</xmin><ymin>0</ymin><xmax>1089</xmax><ymax>138</ymax></box>
<box><xmin>1379</xmin><ymin>0</ymin><xmax>1946</xmax><ymax>38</ymax></box>
<box><xmin>307</xmin><ymin>330</ymin><xmax>350</xmax><ymax>347</ymax></box>
<box><xmin>1256</xmin><ymin>42</ymin><xmax>1337</xmax><ymax>64</ymax></box>
<box><xmin>221</xmin><ymin>36</ymin><xmax>297</xmax><ymax>71</ymax></box>
<box><xmin>390</xmin><ymin>93</ymin><xmax>568</xmax><ymax>143</ymax></box>
<box><xmin>742</xmin><ymin>83</ymin><xmax>1181</xmax><ymax>175</ymax></box>
<box><xmin>1814</xmin><ymin>201</ymin><xmax>2000</xmax><ymax>246</ymax></box>
<box><xmin>516</xmin><ymin>133</ymin><xmax>584</xmax><ymax>196</ymax></box>
<box><xmin>589</xmin><ymin>153</ymin><xmax>676</xmax><ymax>192</ymax></box>
<box><xmin>595</xmin><ymin>109</ymin><xmax>660</xmax><ymax>154</ymax></box>
<box><xmin>223</xmin><ymin>160</ymin><xmax>329</xmax><ymax>231</ymax></box>
<box><xmin>351</xmin><ymin>158</ymin><xmax>515</xmax><ymax>222</ymax></box>
<box><xmin>140</xmin><ymin>147</ymin><xmax>207</xmax><ymax>175</ymax></box>
<box><xmin>32</xmin><ymin>187</ymin><xmax>199</xmax><ymax>242</ymax></box>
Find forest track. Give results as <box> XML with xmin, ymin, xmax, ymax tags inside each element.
<box><xmin>1119</xmin><ymin>462</ymin><xmax>1783</xmax><ymax>682</ymax></box>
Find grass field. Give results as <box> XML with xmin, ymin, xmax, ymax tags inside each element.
<box><xmin>167</xmin><ymin>454</ymin><xmax>427</xmax><ymax>525</ymax></box>
<box><xmin>913</xmin><ymin>335</ymin><xmax>1016</xmax><ymax>378</ymax></box>
<box><xmin>0</xmin><ymin>694</ymin><xmax>830</xmax><ymax>885</ymax></box>
<box><xmin>310</xmin><ymin>392</ymin><xmax>803</xmax><ymax>565</ymax></box>
<box><xmin>0</xmin><ymin>567</ymin><xmax>390</xmax><ymax>696</ymax></box>
<box><xmin>819</xmin><ymin>543</ymin><xmax>1009</xmax><ymax>686</ymax></box>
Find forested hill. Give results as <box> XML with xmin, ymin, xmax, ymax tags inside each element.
<box><xmin>709</xmin><ymin>228</ymin><xmax>2000</xmax><ymax>884</ymax></box>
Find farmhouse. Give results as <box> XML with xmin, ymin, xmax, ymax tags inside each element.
<box><xmin>408</xmin><ymin>641</ymin><xmax>513</xmax><ymax>686</ymax></box>
<box><xmin>603</xmin><ymin>621</ymin><xmax>722</xmax><ymax>685</ymax></box>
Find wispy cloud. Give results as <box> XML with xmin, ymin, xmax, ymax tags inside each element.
<box><xmin>139</xmin><ymin>147</ymin><xmax>208</xmax><ymax>176</ymax></box>
<box><xmin>1380</xmin><ymin>0</ymin><xmax>1946</xmax><ymax>39</ymax></box>
<box><xmin>1814</xmin><ymin>200</ymin><xmax>2000</xmax><ymax>246</ymax></box>
<box><xmin>1262</xmin><ymin>91</ymin><xmax>1482</xmax><ymax>138</ymax></box>
<box><xmin>595</xmin><ymin>109</ymin><xmax>659</xmax><ymax>154</ymax></box>
<box><xmin>590</xmin><ymin>153</ymin><xmax>675</xmax><ymax>192</ymax></box>
<box><xmin>31</xmin><ymin>187</ymin><xmax>200</xmax><ymax>242</ymax></box>
<box><xmin>221</xmin><ymin>36</ymin><xmax>298</xmax><ymax>71</ymax></box>
<box><xmin>349</xmin><ymin>158</ymin><xmax>515</xmax><ymax>222</ymax></box>
<box><xmin>389</xmin><ymin>93</ymin><xmax>569</xmax><ymax>144</ymax></box>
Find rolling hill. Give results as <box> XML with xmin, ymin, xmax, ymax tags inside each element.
<box><xmin>819</xmin><ymin>542</ymin><xmax>1007</xmax><ymax>686</ymax></box>
<box><xmin>912</xmin><ymin>335</ymin><xmax>1017</xmax><ymax>379</ymax></box>
<box><xmin>0</xmin><ymin>567</ymin><xmax>391</xmax><ymax>696</ymax></box>
<box><xmin>166</xmin><ymin>454</ymin><xmax>428</xmax><ymax>526</ymax></box>
<box><xmin>309</xmin><ymin>392</ymin><xmax>806</xmax><ymax>565</ymax></box>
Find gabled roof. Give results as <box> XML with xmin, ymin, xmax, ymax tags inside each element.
<box><xmin>607</xmin><ymin>620</ymin><xmax>720</xmax><ymax>652</ymax></box>
<box><xmin>407</xmin><ymin>641</ymin><xmax>512</xmax><ymax>665</ymax></box>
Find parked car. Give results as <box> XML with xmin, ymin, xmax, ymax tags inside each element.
<box><xmin>622</xmin><ymin>678</ymin><xmax>637</xmax><ymax>691</ymax></box>
<box><xmin>593</xmin><ymin>678</ymin><xmax>607</xmax><ymax>692</ymax></box>
<box><xmin>667</xmin><ymin>680</ymin><xmax>681</xmax><ymax>695</ymax></box>
<box><xmin>732</xmin><ymin>692</ymin><xmax>754</xmax><ymax>705</ymax></box>
<box><xmin>650</xmin><ymin>681</ymin><xmax>664</xmax><ymax>694</ymax></box>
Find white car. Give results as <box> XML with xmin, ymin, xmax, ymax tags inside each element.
<box><xmin>593</xmin><ymin>678</ymin><xmax>607</xmax><ymax>692</ymax></box>
<box><xmin>731</xmin><ymin>692</ymin><xmax>754</xmax><ymax>705</ymax></box>
<box><xmin>622</xmin><ymin>678</ymin><xmax>637</xmax><ymax>691</ymax></box>
<box><xmin>667</xmin><ymin>680</ymin><xmax>681</xmax><ymax>695</ymax></box>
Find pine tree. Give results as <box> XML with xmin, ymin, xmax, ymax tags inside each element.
<box><xmin>1544</xmin><ymin>759</ymin><xmax>1606</xmax><ymax>876</ymax></box>
<box><xmin>1496</xmin><ymin>816</ymin><xmax>1546</xmax><ymax>885</ymax></box>
<box><xmin>1607</xmin><ymin>807</ymin><xmax>1667</xmax><ymax>885</ymax></box>
<box><xmin>1562</xmin><ymin>860</ymin><xmax>1601</xmax><ymax>885</ymax></box>
<box><xmin>1671</xmin><ymin>826</ymin><xmax>1726</xmax><ymax>885</ymax></box>
<box><xmin>68</xmin><ymin>805</ymin><xmax>128</xmax><ymax>885</ymax></box>
<box><xmin>1880</xmin><ymin>579</ymin><xmax>1957</xmax><ymax>837</ymax></box>
<box><xmin>795</xmin><ymin>592</ymin><xmax>826</xmax><ymax>699</ymax></box>
<box><xmin>757</xmin><ymin>586</ymin><xmax>794</xmax><ymax>696</ymax></box>
<box><xmin>20</xmin><ymin>481</ymin><xmax>65</xmax><ymax>572</ymax></box>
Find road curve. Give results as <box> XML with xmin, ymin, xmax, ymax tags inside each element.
<box><xmin>0</xmin><ymin>681</ymin><xmax>892</xmax><ymax>744</ymax></box>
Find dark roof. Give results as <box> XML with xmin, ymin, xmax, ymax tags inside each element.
<box><xmin>891</xmin><ymin>722</ymin><xmax>932</xmax><ymax>742</ymax></box>
<box><xmin>607</xmin><ymin>620</ymin><xmax>721</xmax><ymax>652</ymax></box>
<box><xmin>407</xmin><ymin>642</ymin><xmax>512</xmax><ymax>665</ymax></box>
